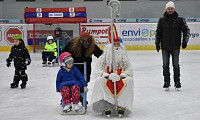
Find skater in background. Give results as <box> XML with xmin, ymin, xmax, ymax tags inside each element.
<box><xmin>6</xmin><ymin>34</ymin><xmax>31</xmax><ymax>89</ymax></box>
<box><xmin>155</xmin><ymin>1</ymin><xmax>190</xmax><ymax>90</ymax></box>
<box><xmin>56</xmin><ymin>52</ymin><xmax>88</xmax><ymax>112</ymax></box>
<box><xmin>62</xmin><ymin>32</ymin><xmax>103</xmax><ymax>83</ymax></box>
<box><xmin>42</xmin><ymin>36</ymin><xmax>57</xmax><ymax>65</ymax></box>
<box><xmin>91</xmin><ymin>24</ymin><xmax>134</xmax><ymax>117</ymax></box>
<box><xmin>54</xmin><ymin>27</ymin><xmax>66</xmax><ymax>55</ymax></box>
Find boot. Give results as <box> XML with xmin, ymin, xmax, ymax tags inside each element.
<box><xmin>163</xmin><ymin>82</ymin><xmax>170</xmax><ymax>88</ymax></box>
<box><xmin>42</xmin><ymin>61</ymin><xmax>47</xmax><ymax>64</ymax></box>
<box><xmin>118</xmin><ymin>107</ymin><xmax>125</xmax><ymax>118</ymax></box>
<box><xmin>20</xmin><ymin>71</ymin><xmax>28</xmax><ymax>89</ymax></box>
<box><xmin>20</xmin><ymin>83</ymin><xmax>26</xmax><ymax>89</ymax></box>
<box><xmin>174</xmin><ymin>82</ymin><xmax>181</xmax><ymax>88</ymax></box>
<box><xmin>10</xmin><ymin>73</ymin><xmax>20</xmax><ymax>88</ymax></box>
<box><xmin>10</xmin><ymin>83</ymin><xmax>18</xmax><ymax>88</ymax></box>
<box><xmin>104</xmin><ymin>108</ymin><xmax>111</xmax><ymax>118</ymax></box>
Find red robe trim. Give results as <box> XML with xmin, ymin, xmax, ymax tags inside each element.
<box><xmin>104</xmin><ymin>67</ymin><xmax>126</xmax><ymax>98</ymax></box>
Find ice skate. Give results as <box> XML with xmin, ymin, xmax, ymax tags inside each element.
<box><xmin>48</xmin><ymin>61</ymin><xmax>52</xmax><ymax>65</ymax></box>
<box><xmin>174</xmin><ymin>82</ymin><xmax>181</xmax><ymax>91</ymax></box>
<box><xmin>74</xmin><ymin>103</ymin><xmax>79</xmax><ymax>112</ymax></box>
<box><xmin>104</xmin><ymin>108</ymin><xmax>111</xmax><ymax>118</ymax></box>
<box><xmin>163</xmin><ymin>82</ymin><xmax>170</xmax><ymax>91</ymax></box>
<box><xmin>42</xmin><ymin>61</ymin><xmax>47</xmax><ymax>67</ymax></box>
<box><xmin>118</xmin><ymin>107</ymin><xmax>125</xmax><ymax>118</ymax></box>
<box><xmin>10</xmin><ymin>83</ymin><xmax>18</xmax><ymax>88</ymax></box>
<box><xmin>20</xmin><ymin>83</ymin><xmax>26</xmax><ymax>89</ymax></box>
<box><xmin>63</xmin><ymin>104</ymin><xmax>72</xmax><ymax>113</ymax></box>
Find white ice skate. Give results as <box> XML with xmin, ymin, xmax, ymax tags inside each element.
<box><xmin>74</xmin><ymin>103</ymin><xmax>79</xmax><ymax>112</ymax></box>
<box><xmin>63</xmin><ymin>104</ymin><xmax>72</xmax><ymax>113</ymax></box>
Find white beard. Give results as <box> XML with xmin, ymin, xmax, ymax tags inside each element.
<box><xmin>102</xmin><ymin>44</ymin><xmax>128</xmax><ymax>71</ymax></box>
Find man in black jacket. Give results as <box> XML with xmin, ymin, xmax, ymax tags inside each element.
<box><xmin>155</xmin><ymin>1</ymin><xmax>190</xmax><ymax>90</ymax></box>
<box><xmin>62</xmin><ymin>32</ymin><xmax>103</xmax><ymax>83</ymax></box>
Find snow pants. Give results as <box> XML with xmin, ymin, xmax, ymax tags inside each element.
<box><xmin>60</xmin><ymin>85</ymin><xmax>81</xmax><ymax>104</ymax></box>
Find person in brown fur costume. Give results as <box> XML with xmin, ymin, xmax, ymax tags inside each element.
<box><xmin>62</xmin><ymin>32</ymin><xmax>103</xmax><ymax>83</ymax></box>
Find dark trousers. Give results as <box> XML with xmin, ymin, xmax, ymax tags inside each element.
<box><xmin>13</xmin><ymin>69</ymin><xmax>28</xmax><ymax>85</ymax></box>
<box><xmin>42</xmin><ymin>51</ymin><xmax>55</xmax><ymax>62</ymax></box>
<box><xmin>162</xmin><ymin>49</ymin><xmax>180</xmax><ymax>83</ymax></box>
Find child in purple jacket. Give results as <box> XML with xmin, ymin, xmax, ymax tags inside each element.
<box><xmin>56</xmin><ymin>52</ymin><xmax>88</xmax><ymax>112</ymax></box>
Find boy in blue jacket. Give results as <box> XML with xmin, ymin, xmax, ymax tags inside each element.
<box><xmin>56</xmin><ymin>52</ymin><xmax>88</xmax><ymax>112</ymax></box>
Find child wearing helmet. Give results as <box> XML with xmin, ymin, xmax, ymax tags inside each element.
<box><xmin>6</xmin><ymin>34</ymin><xmax>31</xmax><ymax>89</ymax></box>
<box><xmin>56</xmin><ymin>52</ymin><xmax>88</xmax><ymax>112</ymax></box>
<box><xmin>42</xmin><ymin>36</ymin><xmax>57</xmax><ymax>65</ymax></box>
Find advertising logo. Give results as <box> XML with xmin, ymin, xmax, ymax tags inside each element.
<box><xmin>5</xmin><ymin>26</ymin><xmax>23</xmax><ymax>44</ymax></box>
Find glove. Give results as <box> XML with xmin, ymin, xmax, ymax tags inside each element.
<box><xmin>84</xmin><ymin>87</ymin><xmax>88</xmax><ymax>93</ymax></box>
<box><xmin>102</xmin><ymin>73</ymin><xmax>109</xmax><ymax>79</ymax></box>
<box><xmin>25</xmin><ymin>59</ymin><xmax>31</xmax><ymax>65</ymax></box>
<box><xmin>182</xmin><ymin>42</ymin><xmax>187</xmax><ymax>49</ymax></box>
<box><xmin>156</xmin><ymin>44</ymin><xmax>160</xmax><ymax>52</ymax></box>
<box><xmin>6</xmin><ymin>58</ymin><xmax>11</xmax><ymax>67</ymax></box>
<box><xmin>120</xmin><ymin>73</ymin><xmax>128</xmax><ymax>79</ymax></box>
<box><xmin>109</xmin><ymin>73</ymin><xmax>120</xmax><ymax>82</ymax></box>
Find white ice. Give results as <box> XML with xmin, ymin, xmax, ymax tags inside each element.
<box><xmin>0</xmin><ymin>50</ymin><xmax>200</xmax><ymax>120</ymax></box>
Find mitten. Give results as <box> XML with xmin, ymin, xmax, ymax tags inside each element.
<box><xmin>102</xmin><ymin>73</ymin><xmax>109</xmax><ymax>79</ymax></box>
<box><xmin>25</xmin><ymin>59</ymin><xmax>31</xmax><ymax>65</ymax></box>
<box><xmin>6</xmin><ymin>58</ymin><xmax>11</xmax><ymax>67</ymax></box>
<box><xmin>109</xmin><ymin>73</ymin><xmax>120</xmax><ymax>82</ymax></box>
<box><xmin>120</xmin><ymin>73</ymin><xmax>128</xmax><ymax>79</ymax></box>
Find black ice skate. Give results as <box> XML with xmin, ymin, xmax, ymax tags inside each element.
<box><xmin>163</xmin><ymin>82</ymin><xmax>170</xmax><ymax>91</ymax></box>
<box><xmin>104</xmin><ymin>108</ymin><xmax>111</xmax><ymax>118</ymax></box>
<box><xmin>174</xmin><ymin>82</ymin><xmax>181</xmax><ymax>91</ymax></box>
<box><xmin>118</xmin><ymin>107</ymin><xmax>125</xmax><ymax>118</ymax></box>
<box><xmin>20</xmin><ymin>83</ymin><xmax>26</xmax><ymax>89</ymax></box>
<box><xmin>10</xmin><ymin>83</ymin><xmax>18</xmax><ymax>88</ymax></box>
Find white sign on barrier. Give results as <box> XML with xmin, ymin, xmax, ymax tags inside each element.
<box><xmin>81</xmin><ymin>22</ymin><xmax>200</xmax><ymax>46</ymax></box>
<box><xmin>0</xmin><ymin>24</ymin><xmax>28</xmax><ymax>46</ymax></box>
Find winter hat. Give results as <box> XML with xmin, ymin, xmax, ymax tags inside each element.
<box><xmin>108</xmin><ymin>23</ymin><xmax>120</xmax><ymax>43</ymax></box>
<box><xmin>63</xmin><ymin>56</ymin><xmax>73</xmax><ymax>65</ymax></box>
<box><xmin>166</xmin><ymin>1</ymin><xmax>175</xmax><ymax>10</ymax></box>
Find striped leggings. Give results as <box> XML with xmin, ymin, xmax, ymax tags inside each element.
<box><xmin>60</xmin><ymin>85</ymin><xmax>81</xmax><ymax>104</ymax></box>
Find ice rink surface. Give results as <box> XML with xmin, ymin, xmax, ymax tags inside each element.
<box><xmin>0</xmin><ymin>50</ymin><xmax>200</xmax><ymax>120</ymax></box>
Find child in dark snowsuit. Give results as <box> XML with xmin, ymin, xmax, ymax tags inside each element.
<box><xmin>6</xmin><ymin>34</ymin><xmax>31</xmax><ymax>89</ymax></box>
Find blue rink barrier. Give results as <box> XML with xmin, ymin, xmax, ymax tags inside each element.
<box><xmin>25</xmin><ymin>12</ymin><xmax>86</xmax><ymax>18</ymax></box>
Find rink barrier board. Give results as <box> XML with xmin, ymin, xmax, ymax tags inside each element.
<box><xmin>1</xmin><ymin>45</ymin><xmax>200</xmax><ymax>52</ymax></box>
<box><xmin>93</xmin><ymin>45</ymin><xmax>200</xmax><ymax>51</ymax></box>
<box><xmin>25</xmin><ymin>7</ymin><xmax>86</xmax><ymax>13</ymax></box>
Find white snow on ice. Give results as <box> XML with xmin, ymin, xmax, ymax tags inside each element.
<box><xmin>0</xmin><ymin>50</ymin><xmax>200</xmax><ymax>120</ymax></box>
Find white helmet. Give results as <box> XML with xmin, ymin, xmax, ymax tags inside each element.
<box><xmin>47</xmin><ymin>36</ymin><xmax>53</xmax><ymax>41</ymax></box>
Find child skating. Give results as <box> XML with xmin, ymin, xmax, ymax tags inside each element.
<box><xmin>6</xmin><ymin>34</ymin><xmax>31</xmax><ymax>89</ymax></box>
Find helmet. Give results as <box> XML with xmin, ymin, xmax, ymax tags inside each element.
<box><xmin>13</xmin><ymin>34</ymin><xmax>22</xmax><ymax>40</ymax></box>
<box><xmin>59</xmin><ymin>52</ymin><xmax>72</xmax><ymax>63</ymax></box>
<box><xmin>55</xmin><ymin>27</ymin><xmax>62</xmax><ymax>37</ymax></box>
<box><xmin>47</xmin><ymin>36</ymin><xmax>53</xmax><ymax>41</ymax></box>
